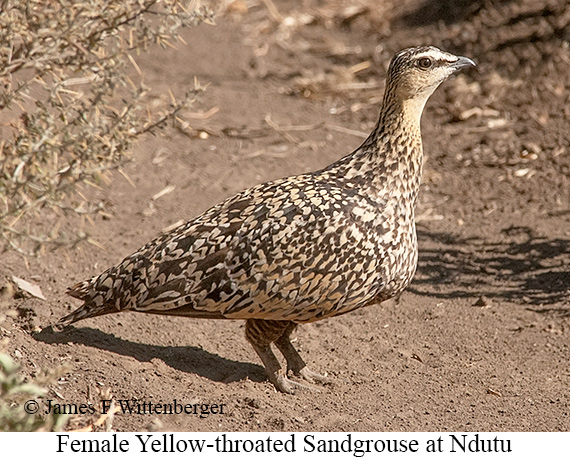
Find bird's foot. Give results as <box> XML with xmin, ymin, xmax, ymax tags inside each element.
<box><xmin>295</xmin><ymin>366</ymin><xmax>330</xmax><ymax>385</ymax></box>
<box><xmin>269</xmin><ymin>370</ymin><xmax>322</xmax><ymax>394</ymax></box>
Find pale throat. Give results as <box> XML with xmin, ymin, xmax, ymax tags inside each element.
<box><xmin>401</xmin><ymin>93</ymin><xmax>431</xmax><ymax>130</ymax></box>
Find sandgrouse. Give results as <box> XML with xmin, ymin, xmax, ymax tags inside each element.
<box><xmin>55</xmin><ymin>46</ymin><xmax>475</xmax><ymax>393</ymax></box>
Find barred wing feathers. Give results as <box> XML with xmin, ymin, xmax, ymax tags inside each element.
<box><xmin>59</xmin><ymin>174</ymin><xmax>388</xmax><ymax>328</ymax></box>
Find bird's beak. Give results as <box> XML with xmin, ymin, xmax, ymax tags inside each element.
<box><xmin>452</xmin><ymin>56</ymin><xmax>476</xmax><ymax>70</ymax></box>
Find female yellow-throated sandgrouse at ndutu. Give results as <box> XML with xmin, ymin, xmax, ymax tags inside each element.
<box><xmin>55</xmin><ymin>46</ymin><xmax>475</xmax><ymax>393</ymax></box>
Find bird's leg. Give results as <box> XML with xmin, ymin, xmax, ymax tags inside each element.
<box><xmin>274</xmin><ymin>322</ymin><xmax>329</xmax><ymax>385</ymax></box>
<box><xmin>245</xmin><ymin>319</ymin><xmax>320</xmax><ymax>394</ymax></box>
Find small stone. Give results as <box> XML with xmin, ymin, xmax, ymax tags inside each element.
<box><xmin>473</xmin><ymin>296</ymin><xmax>491</xmax><ymax>307</ymax></box>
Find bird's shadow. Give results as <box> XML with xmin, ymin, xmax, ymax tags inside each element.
<box><xmin>34</xmin><ymin>326</ymin><xmax>266</xmax><ymax>385</ymax></box>
<box><xmin>411</xmin><ymin>226</ymin><xmax>570</xmax><ymax>317</ymax></box>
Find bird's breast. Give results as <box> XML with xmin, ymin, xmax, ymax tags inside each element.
<box><xmin>358</xmin><ymin>193</ymin><xmax>418</xmax><ymax>300</ymax></box>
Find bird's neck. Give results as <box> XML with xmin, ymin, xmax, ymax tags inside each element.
<box><xmin>328</xmin><ymin>93</ymin><xmax>427</xmax><ymax>207</ymax></box>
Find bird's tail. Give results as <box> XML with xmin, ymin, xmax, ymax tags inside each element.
<box><xmin>52</xmin><ymin>278</ymin><xmax>120</xmax><ymax>332</ymax></box>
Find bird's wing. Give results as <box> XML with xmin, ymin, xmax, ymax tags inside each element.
<box><xmin>141</xmin><ymin>176</ymin><xmax>388</xmax><ymax>322</ymax></box>
<box><xmin>70</xmin><ymin>175</ymin><xmax>388</xmax><ymax>323</ymax></box>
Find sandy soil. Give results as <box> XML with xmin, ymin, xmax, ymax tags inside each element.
<box><xmin>2</xmin><ymin>0</ymin><xmax>569</xmax><ymax>431</ymax></box>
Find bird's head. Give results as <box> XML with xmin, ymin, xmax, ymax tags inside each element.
<box><xmin>384</xmin><ymin>46</ymin><xmax>475</xmax><ymax>117</ymax></box>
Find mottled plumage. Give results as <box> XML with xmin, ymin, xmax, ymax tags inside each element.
<box><xmin>55</xmin><ymin>46</ymin><xmax>475</xmax><ymax>393</ymax></box>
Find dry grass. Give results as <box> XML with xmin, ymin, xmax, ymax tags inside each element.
<box><xmin>0</xmin><ymin>0</ymin><xmax>216</xmax><ymax>253</ymax></box>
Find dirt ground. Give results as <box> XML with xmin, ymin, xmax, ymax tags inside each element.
<box><xmin>2</xmin><ymin>0</ymin><xmax>570</xmax><ymax>432</ymax></box>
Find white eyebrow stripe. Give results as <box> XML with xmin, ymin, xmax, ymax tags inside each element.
<box><xmin>414</xmin><ymin>50</ymin><xmax>457</xmax><ymax>63</ymax></box>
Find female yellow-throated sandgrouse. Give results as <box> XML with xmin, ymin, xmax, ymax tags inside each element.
<box><xmin>55</xmin><ymin>46</ymin><xmax>475</xmax><ymax>393</ymax></box>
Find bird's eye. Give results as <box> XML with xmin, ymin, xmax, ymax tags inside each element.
<box><xmin>417</xmin><ymin>57</ymin><xmax>432</xmax><ymax>69</ymax></box>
